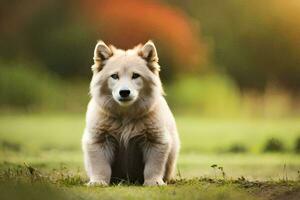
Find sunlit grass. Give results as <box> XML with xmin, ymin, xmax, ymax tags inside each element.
<box><xmin>0</xmin><ymin>113</ymin><xmax>299</xmax><ymax>153</ymax></box>
<box><xmin>0</xmin><ymin>114</ymin><xmax>299</xmax><ymax>180</ymax></box>
<box><xmin>0</xmin><ymin>113</ymin><xmax>299</xmax><ymax>199</ymax></box>
<box><xmin>0</xmin><ymin>163</ymin><xmax>299</xmax><ymax>200</ymax></box>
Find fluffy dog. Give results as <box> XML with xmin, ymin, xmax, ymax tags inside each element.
<box><xmin>82</xmin><ymin>40</ymin><xmax>180</xmax><ymax>186</ymax></box>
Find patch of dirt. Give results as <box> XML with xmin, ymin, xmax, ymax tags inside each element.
<box><xmin>188</xmin><ymin>178</ymin><xmax>300</xmax><ymax>200</ymax></box>
<box><xmin>271</xmin><ymin>187</ymin><xmax>300</xmax><ymax>200</ymax></box>
<box><xmin>238</xmin><ymin>181</ymin><xmax>300</xmax><ymax>200</ymax></box>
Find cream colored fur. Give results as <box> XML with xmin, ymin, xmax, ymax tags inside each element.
<box><xmin>82</xmin><ymin>40</ymin><xmax>180</xmax><ymax>186</ymax></box>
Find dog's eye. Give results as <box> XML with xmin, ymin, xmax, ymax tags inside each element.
<box><xmin>132</xmin><ymin>73</ymin><xmax>140</xmax><ymax>79</ymax></box>
<box><xmin>111</xmin><ymin>74</ymin><xmax>119</xmax><ymax>79</ymax></box>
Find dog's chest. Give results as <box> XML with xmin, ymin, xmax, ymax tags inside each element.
<box><xmin>110</xmin><ymin>134</ymin><xmax>145</xmax><ymax>184</ymax></box>
<box><xmin>93</xmin><ymin>117</ymin><xmax>162</xmax><ymax>184</ymax></box>
<box><xmin>110</xmin><ymin>120</ymin><xmax>147</xmax><ymax>145</ymax></box>
<box><xmin>103</xmin><ymin>120</ymin><xmax>148</xmax><ymax>184</ymax></box>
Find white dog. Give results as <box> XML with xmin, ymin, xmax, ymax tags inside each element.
<box><xmin>82</xmin><ymin>40</ymin><xmax>180</xmax><ymax>186</ymax></box>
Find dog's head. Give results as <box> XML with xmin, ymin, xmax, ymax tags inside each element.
<box><xmin>90</xmin><ymin>40</ymin><xmax>163</xmax><ymax>116</ymax></box>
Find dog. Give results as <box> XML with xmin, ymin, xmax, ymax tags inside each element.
<box><xmin>82</xmin><ymin>40</ymin><xmax>180</xmax><ymax>186</ymax></box>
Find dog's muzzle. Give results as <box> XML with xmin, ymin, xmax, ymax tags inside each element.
<box><xmin>118</xmin><ymin>89</ymin><xmax>132</xmax><ymax>102</ymax></box>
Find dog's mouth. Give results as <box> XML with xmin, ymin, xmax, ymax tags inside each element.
<box><xmin>118</xmin><ymin>97</ymin><xmax>133</xmax><ymax>102</ymax></box>
<box><xmin>116</xmin><ymin>97</ymin><xmax>136</xmax><ymax>106</ymax></box>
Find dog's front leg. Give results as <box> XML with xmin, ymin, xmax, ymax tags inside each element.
<box><xmin>82</xmin><ymin>131</ymin><xmax>114</xmax><ymax>186</ymax></box>
<box><xmin>143</xmin><ymin>136</ymin><xmax>170</xmax><ymax>186</ymax></box>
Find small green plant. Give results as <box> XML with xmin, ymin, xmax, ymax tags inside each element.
<box><xmin>211</xmin><ymin>164</ymin><xmax>218</xmax><ymax>179</ymax></box>
<box><xmin>263</xmin><ymin>138</ymin><xmax>285</xmax><ymax>153</ymax></box>
<box><xmin>176</xmin><ymin>167</ymin><xmax>182</xmax><ymax>180</ymax></box>
<box><xmin>281</xmin><ymin>163</ymin><xmax>288</xmax><ymax>182</ymax></box>
<box><xmin>24</xmin><ymin>162</ymin><xmax>43</xmax><ymax>182</ymax></box>
<box><xmin>218</xmin><ymin>166</ymin><xmax>226</xmax><ymax>179</ymax></box>
<box><xmin>211</xmin><ymin>164</ymin><xmax>226</xmax><ymax>179</ymax></box>
<box><xmin>237</xmin><ymin>176</ymin><xmax>246</xmax><ymax>182</ymax></box>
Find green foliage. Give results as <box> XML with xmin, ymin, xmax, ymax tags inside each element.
<box><xmin>166</xmin><ymin>74</ymin><xmax>240</xmax><ymax>116</ymax></box>
<box><xmin>0</xmin><ymin>66</ymin><xmax>42</xmax><ymax>108</ymax></box>
<box><xmin>0</xmin><ymin>0</ymin><xmax>96</xmax><ymax>79</ymax></box>
<box><xmin>2</xmin><ymin>0</ymin><xmax>300</xmax><ymax>92</ymax></box>
<box><xmin>294</xmin><ymin>136</ymin><xmax>300</xmax><ymax>154</ymax></box>
<box><xmin>1</xmin><ymin>1</ymin><xmax>300</xmax><ymax>115</ymax></box>
<box><xmin>227</xmin><ymin>144</ymin><xmax>248</xmax><ymax>153</ymax></box>
<box><xmin>0</xmin><ymin>62</ymin><xmax>89</xmax><ymax>112</ymax></box>
<box><xmin>0</xmin><ymin>68</ymin><xmax>297</xmax><ymax>116</ymax></box>
<box><xmin>0</xmin><ymin>62</ymin><xmax>62</xmax><ymax>110</ymax></box>
<box><xmin>263</xmin><ymin>138</ymin><xmax>285</xmax><ymax>153</ymax></box>
<box><xmin>180</xmin><ymin>0</ymin><xmax>300</xmax><ymax>91</ymax></box>
<box><xmin>0</xmin><ymin>140</ymin><xmax>21</xmax><ymax>152</ymax></box>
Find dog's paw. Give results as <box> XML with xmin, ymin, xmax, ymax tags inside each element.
<box><xmin>143</xmin><ymin>178</ymin><xmax>166</xmax><ymax>186</ymax></box>
<box><xmin>86</xmin><ymin>180</ymin><xmax>108</xmax><ymax>187</ymax></box>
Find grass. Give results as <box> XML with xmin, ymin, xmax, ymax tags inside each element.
<box><xmin>0</xmin><ymin>113</ymin><xmax>299</xmax><ymax>199</ymax></box>
<box><xmin>0</xmin><ymin>163</ymin><xmax>299</xmax><ymax>200</ymax></box>
<box><xmin>1</xmin><ymin>114</ymin><xmax>300</xmax><ymax>153</ymax></box>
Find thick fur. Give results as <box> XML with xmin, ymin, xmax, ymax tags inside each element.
<box><xmin>82</xmin><ymin>40</ymin><xmax>180</xmax><ymax>186</ymax></box>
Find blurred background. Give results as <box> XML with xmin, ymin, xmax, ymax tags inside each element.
<box><xmin>1</xmin><ymin>0</ymin><xmax>300</xmax><ymax>116</ymax></box>
<box><xmin>0</xmin><ymin>0</ymin><xmax>300</xmax><ymax>180</ymax></box>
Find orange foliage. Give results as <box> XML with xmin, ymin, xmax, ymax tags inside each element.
<box><xmin>270</xmin><ymin>0</ymin><xmax>300</xmax><ymax>48</ymax></box>
<box><xmin>79</xmin><ymin>0</ymin><xmax>206</xmax><ymax>71</ymax></box>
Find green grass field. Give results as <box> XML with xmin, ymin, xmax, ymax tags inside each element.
<box><xmin>0</xmin><ymin>114</ymin><xmax>299</xmax><ymax>199</ymax></box>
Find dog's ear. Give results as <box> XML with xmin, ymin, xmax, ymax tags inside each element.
<box><xmin>92</xmin><ymin>41</ymin><xmax>113</xmax><ymax>72</ymax></box>
<box><xmin>139</xmin><ymin>40</ymin><xmax>158</xmax><ymax>63</ymax></box>
<box><xmin>108</xmin><ymin>44</ymin><xmax>118</xmax><ymax>54</ymax></box>
<box><xmin>139</xmin><ymin>40</ymin><xmax>160</xmax><ymax>72</ymax></box>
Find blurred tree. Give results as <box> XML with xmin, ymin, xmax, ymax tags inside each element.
<box><xmin>0</xmin><ymin>0</ymin><xmax>206</xmax><ymax>81</ymax></box>
<box><xmin>79</xmin><ymin>0</ymin><xmax>206</xmax><ymax>81</ymax></box>
<box><xmin>0</xmin><ymin>0</ymin><xmax>96</xmax><ymax>78</ymax></box>
<box><xmin>1</xmin><ymin>0</ymin><xmax>300</xmax><ymax>92</ymax></box>
<box><xmin>171</xmin><ymin>0</ymin><xmax>300</xmax><ymax>92</ymax></box>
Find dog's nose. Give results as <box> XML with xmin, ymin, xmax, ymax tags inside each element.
<box><xmin>119</xmin><ymin>89</ymin><xmax>130</xmax><ymax>98</ymax></box>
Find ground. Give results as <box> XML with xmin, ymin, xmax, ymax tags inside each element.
<box><xmin>0</xmin><ymin>114</ymin><xmax>299</xmax><ymax>200</ymax></box>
